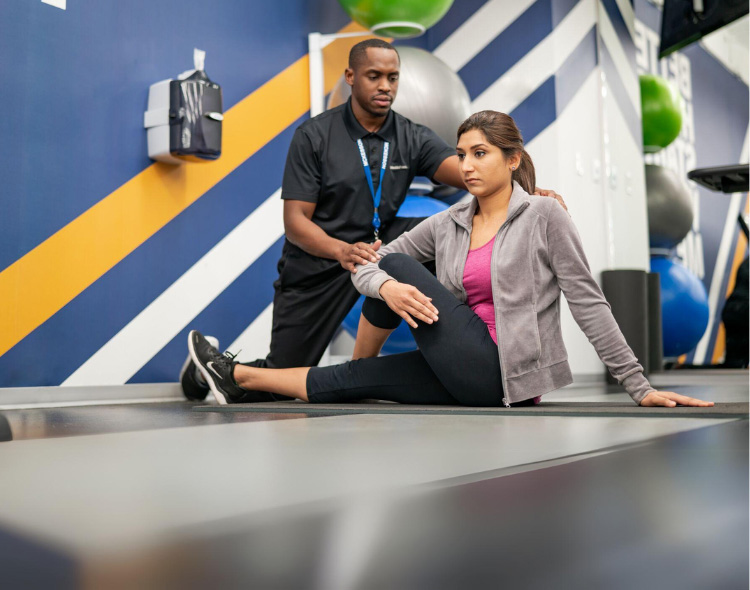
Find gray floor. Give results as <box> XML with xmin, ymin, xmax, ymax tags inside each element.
<box><xmin>0</xmin><ymin>372</ymin><xmax>747</xmax><ymax>589</ymax></box>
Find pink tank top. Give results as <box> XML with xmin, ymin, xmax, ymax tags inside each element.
<box><xmin>463</xmin><ymin>236</ymin><xmax>498</xmax><ymax>344</ymax></box>
<box><xmin>463</xmin><ymin>235</ymin><xmax>542</xmax><ymax>405</ymax></box>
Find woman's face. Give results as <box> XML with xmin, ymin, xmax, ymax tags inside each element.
<box><xmin>456</xmin><ymin>129</ymin><xmax>519</xmax><ymax>198</ymax></box>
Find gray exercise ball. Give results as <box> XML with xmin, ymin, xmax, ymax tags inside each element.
<box><xmin>645</xmin><ymin>164</ymin><xmax>694</xmax><ymax>249</ymax></box>
<box><xmin>327</xmin><ymin>46</ymin><xmax>471</xmax><ymax>149</ymax></box>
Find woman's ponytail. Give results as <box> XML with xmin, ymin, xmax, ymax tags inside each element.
<box><xmin>512</xmin><ymin>149</ymin><xmax>535</xmax><ymax>195</ymax></box>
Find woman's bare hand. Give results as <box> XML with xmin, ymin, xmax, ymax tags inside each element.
<box><xmin>379</xmin><ymin>280</ymin><xmax>439</xmax><ymax>329</ymax></box>
<box><xmin>640</xmin><ymin>390</ymin><xmax>714</xmax><ymax>407</ymax></box>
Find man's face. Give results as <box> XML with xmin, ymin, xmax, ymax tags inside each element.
<box><xmin>345</xmin><ymin>48</ymin><xmax>400</xmax><ymax>118</ymax></box>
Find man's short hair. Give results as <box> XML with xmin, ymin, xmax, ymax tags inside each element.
<box><xmin>348</xmin><ymin>39</ymin><xmax>400</xmax><ymax>70</ymax></box>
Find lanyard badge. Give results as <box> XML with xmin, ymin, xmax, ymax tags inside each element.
<box><xmin>357</xmin><ymin>139</ymin><xmax>389</xmax><ymax>241</ymax></box>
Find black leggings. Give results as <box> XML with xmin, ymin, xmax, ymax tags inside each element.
<box><xmin>306</xmin><ymin>253</ymin><xmax>507</xmax><ymax>407</ymax></box>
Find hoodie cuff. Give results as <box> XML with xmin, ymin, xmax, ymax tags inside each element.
<box><xmin>366</xmin><ymin>274</ymin><xmax>395</xmax><ymax>301</ymax></box>
<box><xmin>622</xmin><ymin>372</ymin><xmax>655</xmax><ymax>405</ymax></box>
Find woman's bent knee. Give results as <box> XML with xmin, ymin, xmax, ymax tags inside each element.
<box><xmin>379</xmin><ymin>253</ymin><xmax>422</xmax><ymax>278</ymax></box>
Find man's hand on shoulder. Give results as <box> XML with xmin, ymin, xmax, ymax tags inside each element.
<box><xmin>534</xmin><ymin>187</ymin><xmax>568</xmax><ymax>212</ymax></box>
<box><xmin>338</xmin><ymin>240</ymin><xmax>382</xmax><ymax>273</ymax></box>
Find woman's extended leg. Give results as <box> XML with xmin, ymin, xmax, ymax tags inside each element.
<box><xmin>351</xmin><ymin>314</ymin><xmax>394</xmax><ymax>359</ymax></box>
<box><xmin>189</xmin><ymin>330</ymin><xmax>455</xmax><ymax>406</ymax></box>
<box><xmin>306</xmin><ymin>350</ymin><xmax>456</xmax><ymax>405</ymax></box>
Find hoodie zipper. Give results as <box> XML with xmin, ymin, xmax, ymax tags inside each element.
<box><xmin>490</xmin><ymin>202</ymin><xmax>530</xmax><ymax>408</ymax></box>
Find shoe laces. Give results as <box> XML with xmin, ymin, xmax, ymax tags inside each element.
<box><xmin>206</xmin><ymin>346</ymin><xmax>240</xmax><ymax>369</ymax></box>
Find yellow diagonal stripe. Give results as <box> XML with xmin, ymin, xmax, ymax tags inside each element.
<box><xmin>0</xmin><ymin>22</ymin><xmax>373</xmax><ymax>358</ymax></box>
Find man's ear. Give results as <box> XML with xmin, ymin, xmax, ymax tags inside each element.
<box><xmin>344</xmin><ymin>67</ymin><xmax>354</xmax><ymax>87</ymax></box>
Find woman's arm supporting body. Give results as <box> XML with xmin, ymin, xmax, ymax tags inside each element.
<box><xmin>545</xmin><ymin>201</ymin><xmax>712</xmax><ymax>407</ymax></box>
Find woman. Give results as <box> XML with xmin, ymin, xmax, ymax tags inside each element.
<box><xmin>188</xmin><ymin>111</ymin><xmax>712</xmax><ymax>409</ymax></box>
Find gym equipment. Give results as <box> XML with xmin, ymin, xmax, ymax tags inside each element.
<box><xmin>336</xmin><ymin>0</ymin><xmax>455</xmax><ymax>38</ymax></box>
<box><xmin>645</xmin><ymin>164</ymin><xmax>694</xmax><ymax>249</ymax></box>
<box><xmin>640</xmin><ymin>74</ymin><xmax>682</xmax><ymax>153</ymax></box>
<box><xmin>689</xmin><ymin>163</ymin><xmax>749</xmax><ymax>368</ymax></box>
<box><xmin>650</xmin><ymin>256</ymin><xmax>709</xmax><ymax>357</ymax></box>
<box><xmin>340</xmin><ymin>196</ymin><xmax>448</xmax><ymax>354</ymax></box>
<box><xmin>144</xmin><ymin>50</ymin><xmax>223</xmax><ymax>164</ymax></box>
<box><xmin>395</xmin><ymin>194</ymin><xmax>449</xmax><ymax>218</ymax></box>
<box><xmin>688</xmin><ymin>163</ymin><xmax>749</xmax><ymax>193</ymax></box>
<box><xmin>659</xmin><ymin>0</ymin><xmax>748</xmax><ymax>58</ymax></box>
<box><xmin>602</xmin><ymin>270</ymin><xmax>650</xmax><ymax>379</ymax></box>
<box><xmin>328</xmin><ymin>46</ymin><xmax>471</xmax><ymax>148</ymax></box>
<box><xmin>647</xmin><ymin>272</ymin><xmax>664</xmax><ymax>372</ymax></box>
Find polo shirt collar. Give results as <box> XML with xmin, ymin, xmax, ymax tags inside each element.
<box><xmin>343</xmin><ymin>97</ymin><xmax>396</xmax><ymax>142</ymax></box>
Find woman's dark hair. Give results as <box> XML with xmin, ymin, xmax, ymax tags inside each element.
<box><xmin>456</xmin><ymin>110</ymin><xmax>536</xmax><ymax>194</ymax></box>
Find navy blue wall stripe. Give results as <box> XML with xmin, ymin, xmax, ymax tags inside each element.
<box><xmin>0</xmin><ymin>118</ymin><xmax>303</xmax><ymax>387</ymax></box>
<box><xmin>130</xmin><ymin>237</ymin><xmax>284</xmax><ymax>383</ymax></box>
<box><xmin>555</xmin><ymin>26</ymin><xmax>599</xmax><ymax>114</ymax></box>
<box><xmin>398</xmin><ymin>0</ymin><xmax>492</xmax><ymax>52</ymax></box>
<box><xmin>598</xmin><ymin>37</ymin><xmax>641</xmax><ymax>146</ymax></box>
<box><xmin>512</xmin><ymin>27</ymin><xmax>599</xmax><ymax>145</ymax></box>
<box><xmin>511</xmin><ymin>77</ymin><xmax>558</xmax><ymax>145</ymax></box>
<box><xmin>459</xmin><ymin>0</ymin><xmax>553</xmax><ymax>100</ymax></box>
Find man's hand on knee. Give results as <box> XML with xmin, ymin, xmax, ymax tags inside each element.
<box><xmin>338</xmin><ymin>240</ymin><xmax>382</xmax><ymax>272</ymax></box>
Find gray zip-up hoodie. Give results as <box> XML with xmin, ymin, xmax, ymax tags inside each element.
<box><xmin>352</xmin><ymin>181</ymin><xmax>655</xmax><ymax>405</ymax></box>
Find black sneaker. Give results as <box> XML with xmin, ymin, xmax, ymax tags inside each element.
<box><xmin>179</xmin><ymin>335</ymin><xmax>219</xmax><ymax>401</ymax></box>
<box><xmin>188</xmin><ymin>331</ymin><xmax>248</xmax><ymax>405</ymax></box>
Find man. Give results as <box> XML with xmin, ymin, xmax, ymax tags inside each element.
<box><xmin>181</xmin><ymin>39</ymin><xmax>564</xmax><ymax>401</ymax></box>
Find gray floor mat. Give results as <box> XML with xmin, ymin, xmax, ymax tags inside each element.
<box><xmin>194</xmin><ymin>401</ymin><xmax>748</xmax><ymax>418</ymax></box>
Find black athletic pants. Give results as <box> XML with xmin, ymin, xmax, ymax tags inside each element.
<box><xmin>306</xmin><ymin>253</ymin><xmax>509</xmax><ymax>406</ymax></box>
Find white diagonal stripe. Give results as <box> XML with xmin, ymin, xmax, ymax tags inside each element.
<box><xmin>613</xmin><ymin>0</ymin><xmax>636</xmax><ymax>40</ymax></box>
<box><xmin>433</xmin><ymin>0</ymin><xmax>537</xmax><ymax>72</ymax></box>
<box><xmin>692</xmin><ymin>126</ymin><xmax>750</xmax><ymax>364</ymax></box>
<box><xmin>62</xmin><ymin>190</ymin><xmax>284</xmax><ymax>386</ymax></box>
<box><xmin>226</xmin><ymin>303</ymin><xmax>274</xmax><ymax>362</ymax></box>
<box><xmin>471</xmin><ymin>0</ymin><xmax>596</xmax><ymax>114</ymax></box>
<box><xmin>598</xmin><ymin>0</ymin><xmax>640</xmax><ymax>111</ymax></box>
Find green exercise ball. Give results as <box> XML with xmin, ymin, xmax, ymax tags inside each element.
<box><xmin>640</xmin><ymin>74</ymin><xmax>683</xmax><ymax>153</ymax></box>
<box><xmin>337</xmin><ymin>0</ymin><xmax>455</xmax><ymax>38</ymax></box>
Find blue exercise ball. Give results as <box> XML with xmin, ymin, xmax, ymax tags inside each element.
<box><xmin>341</xmin><ymin>195</ymin><xmax>448</xmax><ymax>354</ymax></box>
<box><xmin>650</xmin><ymin>256</ymin><xmax>709</xmax><ymax>357</ymax></box>
<box><xmin>395</xmin><ymin>194</ymin><xmax>449</xmax><ymax>218</ymax></box>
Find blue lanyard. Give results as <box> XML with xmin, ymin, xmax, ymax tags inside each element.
<box><xmin>357</xmin><ymin>138</ymin><xmax>389</xmax><ymax>240</ymax></box>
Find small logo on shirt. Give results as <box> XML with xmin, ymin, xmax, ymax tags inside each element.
<box><xmin>389</xmin><ymin>164</ymin><xmax>408</xmax><ymax>170</ymax></box>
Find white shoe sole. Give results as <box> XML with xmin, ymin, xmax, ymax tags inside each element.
<box><xmin>187</xmin><ymin>331</ymin><xmax>228</xmax><ymax>405</ymax></box>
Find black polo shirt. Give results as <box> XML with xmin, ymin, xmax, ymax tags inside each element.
<box><xmin>281</xmin><ymin>98</ymin><xmax>455</xmax><ymax>245</ymax></box>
